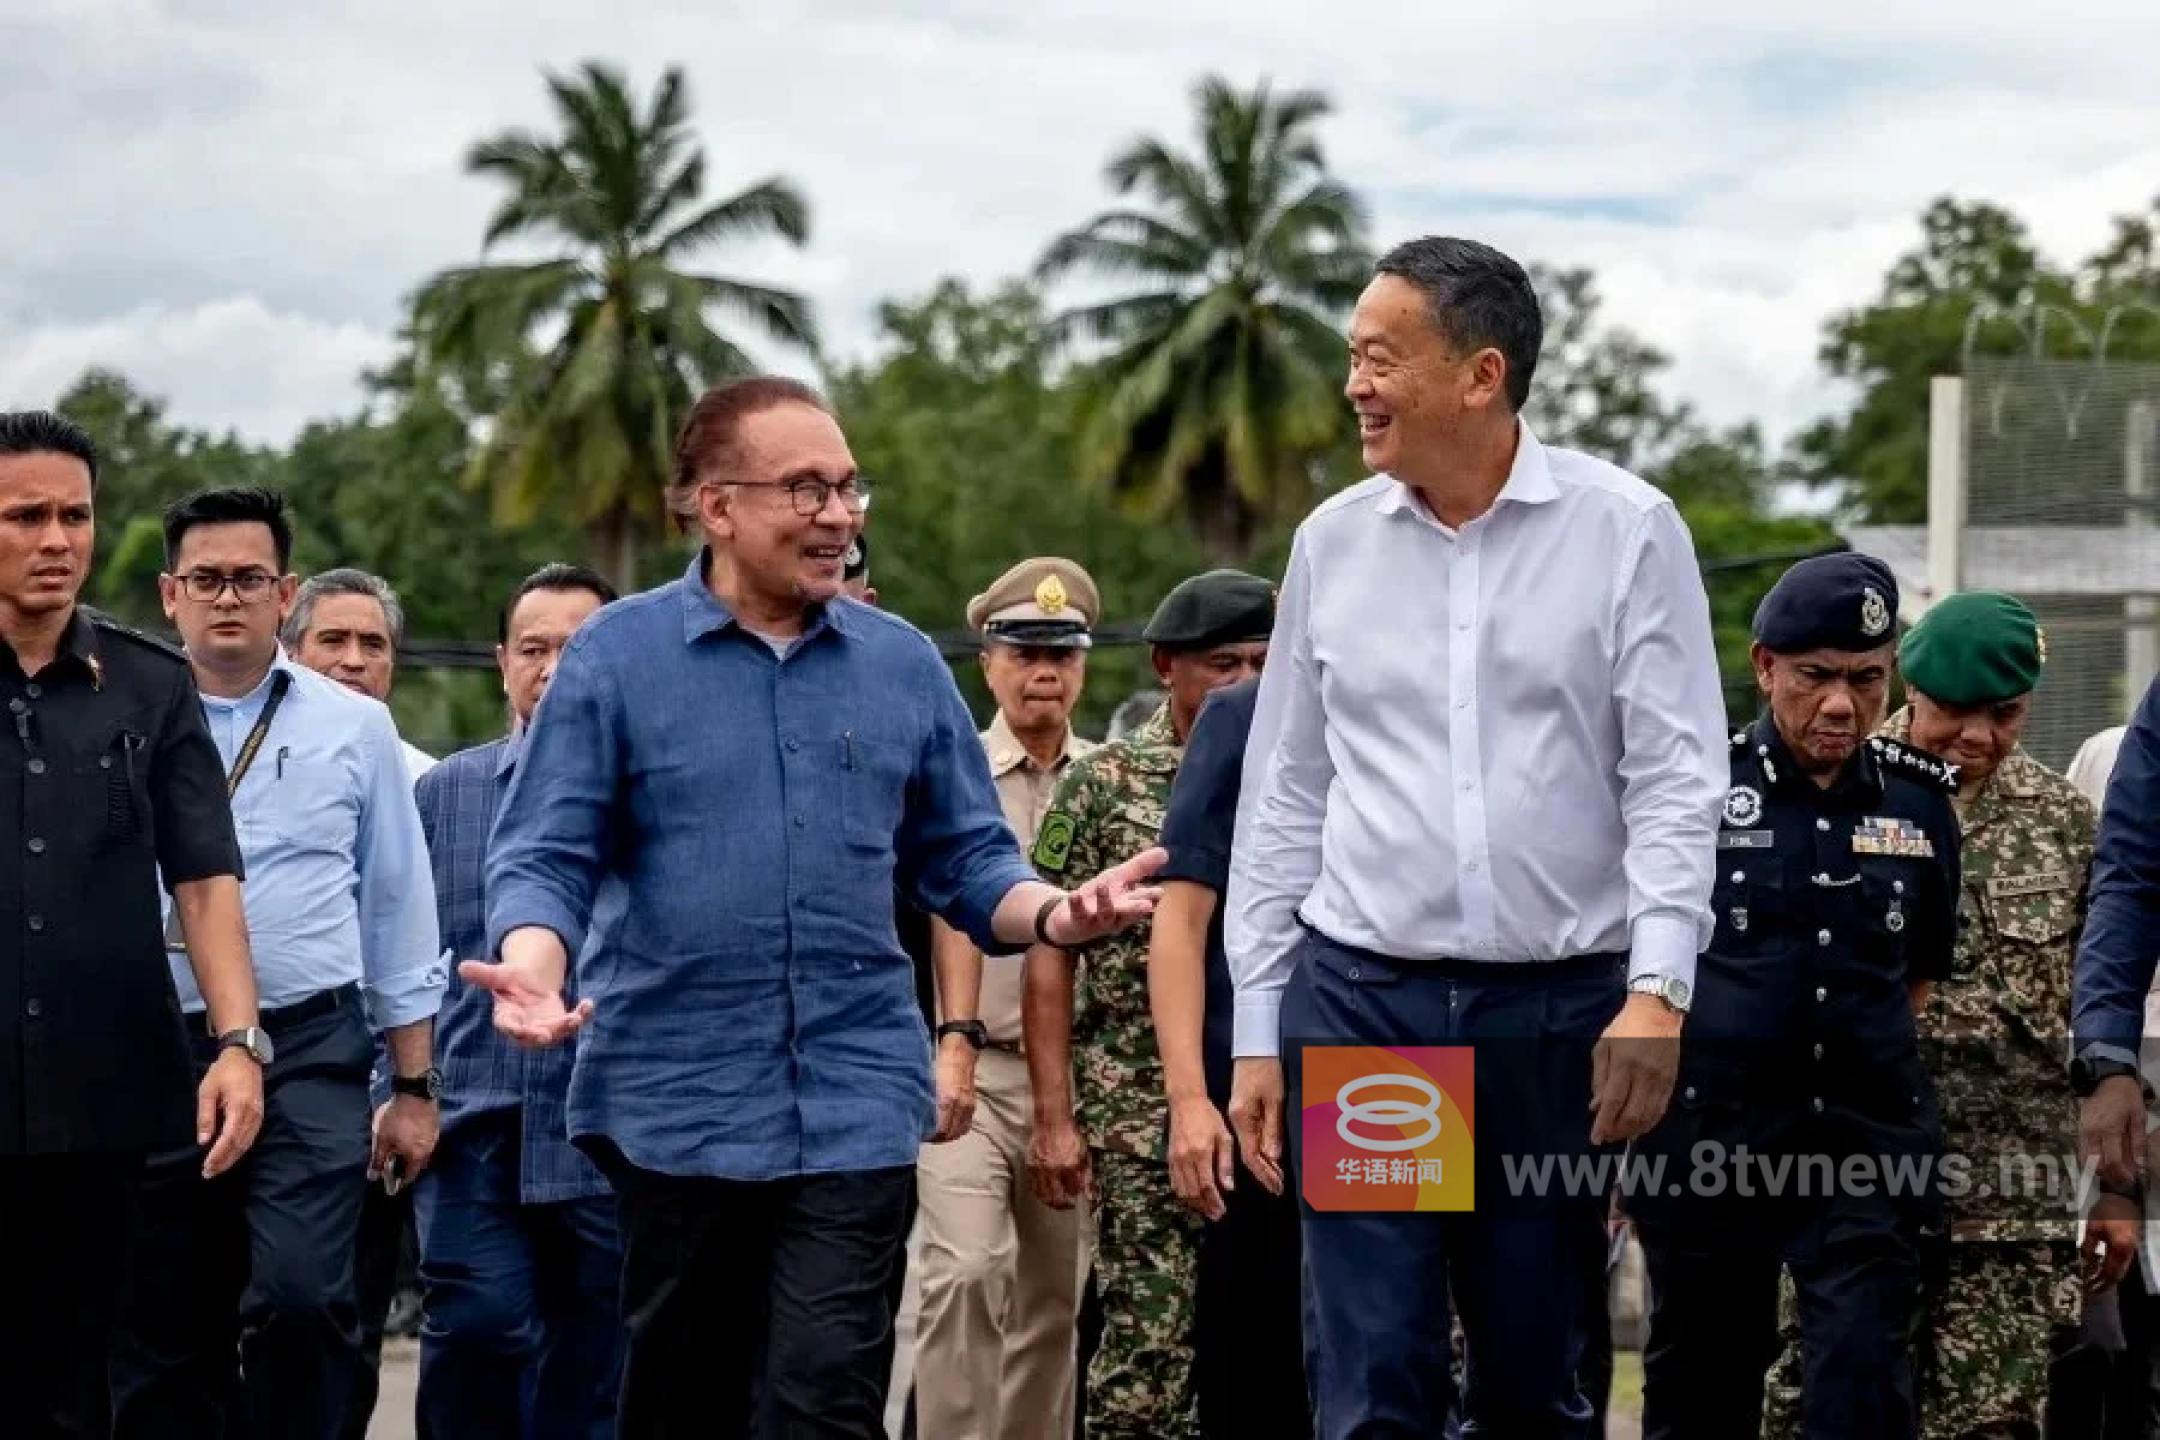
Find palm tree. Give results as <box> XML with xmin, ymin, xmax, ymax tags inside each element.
<box><xmin>412</xmin><ymin>62</ymin><xmax>817</xmax><ymax>591</ymax></box>
<box><xmin>1036</xmin><ymin>76</ymin><xmax>1372</xmax><ymax>560</ymax></box>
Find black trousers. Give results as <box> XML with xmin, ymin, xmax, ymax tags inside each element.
<box><xmin>0</xmin><ymin>1152</ymin><xmax>141</xmax><ymax>1438</ymax></box>
<box><xmin>1638</xmin><ymin>1192</ymin><xmax>1930</xmax><ymax>1440</ymax></box>
<box><xmin>1194</xmin><ymin>1147</ymin><xmax>1309</xmax><ymax>1438</ymax></box>
<box><xmin>344</xmin><ymin>1177</ymin><xmax>418</xmax><ymax>1440</ymax></box>
<box><xmin>602</xmin><ymin>1155</ymin><xmax>914</xmax><ymax>1439</ymax></box>
<box><xmin>111</xmin><ymin>997</ymin><xmax>374</xmax><ymax>1440</ymax></box>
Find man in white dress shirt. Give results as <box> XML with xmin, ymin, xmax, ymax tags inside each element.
<box><xmin>1224</xmin><ymin>236</ymin><xmax>1726</xmax><ymax>1439</ymax></box>
<box><xmin>285</xmin><ymin>567</ymin><xmax>437</xmax><ymax>780</ymax></box>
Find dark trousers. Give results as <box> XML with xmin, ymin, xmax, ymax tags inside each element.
<box><xmin>1195</xmin><ymin>1147</ymin><xmax>1309</xmax><ymax>1438</ymax></box>
<box><xmin>0</xmin><ymin>1152</ymin><xmax>141</xmax><ymax>1438</ymax></box>
<box><xmin>1283</xmin><ymin>930</ymin><xmax>1622</xmax><ymax>1440</ymax></box>
<box><xmin>601</xmin><ymin>1154</ymin><xmax>914</xmax><ymax>1439</ymax></box>
<box><xmin>2051</xmin><ymin>1260</ymin><xmax>2160</xmax><ymax>1440</ymax></box>
<box><xmin>345</xmin><ymin>1178</ymin><xmax>417</xmax><ymax>1440</ymax></box>
<box><xmin>415</xmin><ymin>1110</ymin><xmax>624</xmax><ymax>1440</ymax></box>
<box><xmin>1637</xmin><ymin>1192</ymin><xmax>1928</xmax><ymax>1440</ymax></box>
<box><xmin>873</xmin><ymin>1171</ymin><xmax>918</xmax><ymax>1439</ymax></box>
<box><xmin>112</xmin><ymin>997</ymin><xmax>373</xmax><ymax>1440</ymax></box>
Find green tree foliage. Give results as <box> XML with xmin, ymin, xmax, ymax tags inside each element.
<box><xmin>1797</xmin><ymin>196</ymin><xmax>2160</xmax><ymax>521</ymax></box>
<box><xmin>410</xmin><ymin>61</ymin><xmax>816</xmax><ymax>592</ymax></box>
<box><xmin>1037</xmin><ymin>76</ymin><xmax>1372</xmax><ymax>562</ymax></box>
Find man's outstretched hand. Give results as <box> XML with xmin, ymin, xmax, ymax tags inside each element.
<box><xmin>460</xmin><ymin>937</ymin><xmax>590</xmax><ymax>1049</ymax></box>
<box><xmin>1045</xmin><ymin>847</ymin><xmax>1168</xmax><ymax>946</ymax></box>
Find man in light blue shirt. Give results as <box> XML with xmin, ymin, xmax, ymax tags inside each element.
<box><xmin>111</xmin><ymin>487</ymin><xmax>445</xmax><ymax>1440</ymax></box>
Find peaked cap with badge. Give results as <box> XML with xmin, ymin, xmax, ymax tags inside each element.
<box><xmin>1753</xmin><ymin>551</ymin><xmax>1901</xmax><ymax>654</ymax></box>
<box><xmin>966</xmin><ymin>557</ymin><xmax>1099</xmax><ymax>649</ymax></box>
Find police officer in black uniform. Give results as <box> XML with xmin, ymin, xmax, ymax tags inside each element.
<box><xmin>1630</xmin><ymin>552</ymin><xmax>1961</xmax><ymax>1440</ymax></box>
<box><xmin>0</xmin><ymin>410</ymin><xmax>266</xmax><ymax>1437</ymax></box>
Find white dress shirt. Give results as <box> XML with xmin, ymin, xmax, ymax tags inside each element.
<box><xmin>402</xmin><ymin>737</ymin><xmax>439</xmax><ymax>783</ymax></box>
<box><xmin>1225</xmin><ymin>422</ymin><xmax>1726</xmax><ymax>1057</ymax></box>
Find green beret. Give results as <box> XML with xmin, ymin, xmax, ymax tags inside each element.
<box><xmin>1142</xmin><ymin>569</ymin><xmax>1276</xmax><ymax>650</ymax></box>
<box><xmin>1899</xmin><ymin>591</ymin><xmax>2044</xmax><ymax>706</ymax></box>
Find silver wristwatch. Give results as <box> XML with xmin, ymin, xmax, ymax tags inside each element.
<box><xmin>1626</xmin><ymin>974</ymin><xmax>1692</xmax><ymax>1014</ymax></box>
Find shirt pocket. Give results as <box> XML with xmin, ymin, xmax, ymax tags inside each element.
<box><xmin>1981</xmin><ymin>869</ymin><xmax>2080</xmax><ymax>946</ymax></box>
<box><xmin>256</xmin><ymin>757</ymin><xmax>359</xmax><ymax>851</ymax></box>
<box><xmin>79</xmin><ymin>724</ymin><xmax>156</xmax><ymax>852</ymax></box>
<box><xmin>840</xmin><ymin>731</ymin><xmax>912</xmax><ymax>851</ymax></box>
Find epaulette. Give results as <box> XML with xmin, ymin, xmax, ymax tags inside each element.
<box><xmin>84</xmin><ymin>606</ymin><xmax>187</xmax><ymax>663</ymax></box>
<box><xmin>1866</xmin><ymin>736</ymin><xmax>1959</xmax><ymax>794</ymax></box>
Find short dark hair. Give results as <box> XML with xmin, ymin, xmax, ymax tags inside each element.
<box><xmin>665</xmin><ymin>376</ymin><xmax>830</xmax><ymax>534</ymax></box>
<box><xmin>161</xmin><ymin>486</ymin><xmax>295</xmax><ymax>571</ymax></box>
<box><xmin>1374</xmin><ymin>237</ymin><xmax>1543</xmax><ymax>411</ymax></box>
<box><xmin>499</xmin><ymin>562</ymin><xmax>619</xmax><ymax>642</ymax></box>
<box><xmin>0</xmin><ymin>410</ymin><xmax>100</xmax><ymax>491</ymax></box>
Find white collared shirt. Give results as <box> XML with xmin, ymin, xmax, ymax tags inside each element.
<box><xmin>1225</xmin><ymin>422</ymin><xmax>1726</xmax><ymax>1056</ymax></box>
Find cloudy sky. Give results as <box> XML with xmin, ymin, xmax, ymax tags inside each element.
<box><xmin>4</xmin><ymin>0</ymin><xmax>2158</xmax><ymax>450</ymax></box>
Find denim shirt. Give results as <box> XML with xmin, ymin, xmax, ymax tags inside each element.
<box><xmin>486</xmin><ymin>553</ymin><xmax>1035</xmax><ymax>1181</ymax></box>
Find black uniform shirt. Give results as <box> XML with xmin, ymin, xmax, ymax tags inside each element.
<box><xmin>1157</xmin><ymin>677</ymin><xmax>1260</xmax><ymax>1109</ymax></box>
<box><xmin>1675</xmin><ymin>717</ymin><xmax>1962</xmax><ymax>1151</ymax></box>
<box><xmin>0</xmin><ymin>606</ymin><xmax>242</xmax><ymax>1155</ymax></box>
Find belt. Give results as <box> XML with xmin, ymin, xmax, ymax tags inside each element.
<box><xmin>1302</xmin><ymin>922</ymin><xmax>1625</xmax><ymax>982</ymax></box>
<box><xmin>199</xmin><ymin>982</ymin><xmax>360</xmax><ymax>1038</ymax></box>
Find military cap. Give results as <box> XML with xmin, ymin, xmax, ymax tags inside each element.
<box><xmin>1898</xmin><ymin>590</ymin><xmax>2044</xmax><ymax>706</ymax></box>
<box><xmin>1753</xmin><ymin>552</ymin><xmax>1899</xmax><ymax>654</ymax></box>
<box><xmin>1142</xmin><ymin>569</ymin><xmax>1276</xmax><ymax>651</ymax></box>
<box><xmin>843</xmin><ymin>531</ymin><xmax>870</xmax><ymax>582</ymax></box>
<box><xmin>966</xmin><ymin>557</ymin><xmax>1099</xmax><ymax>649</ymax></box>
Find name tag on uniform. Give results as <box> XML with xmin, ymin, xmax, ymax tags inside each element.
<box><xmin>1852</xmin><ymin>817</ymin><xmax>1934</xmax><ymax>858</ymax></box>
<box><xmin>1717</xmin><ymin>830</ymin><xmax>1774</xmax><ymax>850</ymax></box>
<box><xmin>1987</xmin><ymin>868</ymin><xmax>2071</xmax><ymax>898</ymax></box>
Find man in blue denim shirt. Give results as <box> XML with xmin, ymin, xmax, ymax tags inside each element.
<box><xmin>414</xmin><ymin>561</ymin><xmax>623</xmax><ymax>1440</ymax></box>
<box><xmin>469</xmin><ymin>377</ymin><xmax>1167</xmax><ymax>1438</ymax></box>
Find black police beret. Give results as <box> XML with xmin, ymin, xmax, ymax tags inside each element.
<box><xmin>1142</xmin><ymin>569</ymin><xmax>1276</xmax><ymax>650</ymax></box>
<box><xmin>1753</xmin><ymin>553</ymin><xmax>1900</xmax><ymax>654</ymax></box>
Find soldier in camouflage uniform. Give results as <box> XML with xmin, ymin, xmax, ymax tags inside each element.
<box><xmin>1762</xmin><ymin>591</ymin><xmax>2097</xmax><ymax>1439</ymax></box>
<box><xmin>1022</xmin><ymin>570</ymin><xmax>1274</xmax><ymax>1440</ymax></box>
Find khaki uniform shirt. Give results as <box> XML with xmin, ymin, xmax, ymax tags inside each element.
<box><xmin>971</xmin><ymin>711</ymin><xmax>1094</xmax><ymax>1042</ymax></box>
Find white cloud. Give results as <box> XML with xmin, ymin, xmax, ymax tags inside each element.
<box><xmin>2</xmin><ymin>0</ymin><xmax>2158</xmax><ymax>451</ymax></box>
<box><xmin>0</xmin><ymin>297</ymin><xmax>395</xmax><ymax>443</ymax></box>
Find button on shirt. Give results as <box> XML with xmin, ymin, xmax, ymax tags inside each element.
<box><xmin>417</xmin><ymin>734</ymin><xmax>604</xmax><ymax>1203</ymax></box>
<box><xmin>976</xmin><ymin>711</ymin><xmax>1094</xmax><ymax>1042</ymax></box>
<box><xmin>167</xmin><ymin>651</ymin><xmax>443</xmax><ymax>1028</ymax></box>
<box><xmin>3</xmin><ymin>608</ymin><xmax>242</xmax><ymax>1154</ymax></box>
<box><xmin>486</xmin><ymin>553</ymin><xmax>1039</xmax><ymax>1183</ymax></box>
<box><xmin>1225</xmin><ymin>423</ymin><xmax>1727</xmax><ymax>1057</ymax></box>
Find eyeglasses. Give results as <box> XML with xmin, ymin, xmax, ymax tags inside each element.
<box><xmin>730</xmin><ymin>476</ymin><xmax>874</xmax><ymax>517</ymax></box>
<box><xmin>175</xmin><ymin>569</ymin><xmax>281</xmax><ymax>603</ymax></box>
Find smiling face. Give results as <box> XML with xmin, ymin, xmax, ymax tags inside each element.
<box><xmin>1345</xmin><ymin>274</ymin><xmax>1511</xmax><ymax>484</ymax></box>
<box><xmin>293</xmin><ymin>591</ymin><xmax>397</xmax><ymax>700</ymax></box>
<box><xmin>1753</xmin><ymin>642</ymin><xmax>1896</xmax><ymax>776</ymax></box>
<box><xmin>0</xmin><ymin>451</ymin><xmax>94</xmax><ymax>628</ymax></box>
<box><xmin>697</xmin><ymin>401</ymin><xmax>862</xmax><ymax>618</ymax></box>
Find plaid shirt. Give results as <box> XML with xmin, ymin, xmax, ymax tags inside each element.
<box><xmin>417</xmin><ymin>733</ymin><xmax>606</xmax><ymax>1203</ymax></box>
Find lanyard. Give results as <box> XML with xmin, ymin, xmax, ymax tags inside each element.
<box><xmin>226</xmin><ymin>670</ymin><xmax>292</xmax><ymax>797</ymax></box>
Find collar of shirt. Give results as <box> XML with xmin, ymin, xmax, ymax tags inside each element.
<box><xmin>676</xmin><ymin>548</ymin><xmax>857</xmax><ymax>648</ymax></box>
<box><xmin>495</xmin><ymin>726</ymin><xmax>524</xmax><ymax>780</ymax></box>
<box><xmin>1749</xmin><ymin>712</ymin><xmax>1885</xmax><ymax>806</ymax></box>
<box><xmin>1120</xmin><ymin>702</ymin><xmax>1185</xmax><ymax>772</ymax></box>
<box><xmin>196</xmin><ymin>646</ymin><xmax>302</xmax><ymax>727</ymax></box>
<box><xmin>982</xmin><ymin>709</ymin><xmax>1086</xmax><ymax>778</ymax></box>
<box><xmin>1370</xmin><ymin>419</ymin><xmax>1562</xmax><ymax>532</ymax></box>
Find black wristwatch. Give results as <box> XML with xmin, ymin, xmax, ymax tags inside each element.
<box><xmin>216</xmin><ymin>1026</ymin><xmax>274</xmax><ymax>1066</ymax></box>
<box><xmin>936</xmin><ymin>1020</ymin><xmax>989</xmax><ymax>1051</ymax></box>
<box><xmin>390</xmin><ymin>1067</ymin><xmax>443</xmax><ymax>1102</ymax></box>
<box><xmin>2069</xmin><ymin>1052</ymin><xmax>2143</xmax><ymax>1097</ymax></box>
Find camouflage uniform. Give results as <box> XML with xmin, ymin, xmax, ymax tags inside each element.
<box><xmin>1763</xmin><ymin>707</ymin><xmax>2096</xmax><ymax>1439</ymax></box>
<box><xmin>1033</xmin><ymin>701</ymin><xmax>1204</xmax><ymax>1439</ymax></box>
